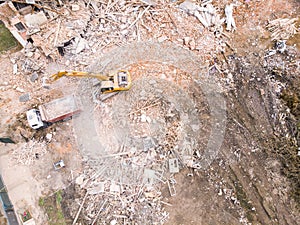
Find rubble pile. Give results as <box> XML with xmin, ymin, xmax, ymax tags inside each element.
<box><xmin>12</xmin><ymin>140</ymin><xmax>47</xmax><ymax>165</ymax></box>
<box><xmin>179</xmin><ymin>0</ymin><xmax>224</xmax><ymax>31</ymax></box>
<box><xmin>266</xmin><ymin>17</ymin><xmax>298</xmax><ymax>40</ymax></box>
<box><xmin>0</xmin><ymin>0</ymin><xmax>242</xmax><ymax>70</ymax></box>
<box><xmin>73</xmin><ymin>172</ymin><xmax>169</xmax><ymax>224</ymax></box>
<box><xmin>70</xmin><ymin>64</ymin><xmax>211</xmax><ymax>224</ymax></box>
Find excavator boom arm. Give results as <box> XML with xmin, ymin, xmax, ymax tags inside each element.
<box><xmin>50</xmin><ymin>71</ymin><xmax>110</xmax><ymax>81</ymax></box>
<box><xmin>50</xmin><ymin>69</ymin><xmax>132</xmax><ymax>94</ymax></box>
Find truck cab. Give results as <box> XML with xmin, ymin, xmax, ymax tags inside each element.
<box><xmin>26</xmin><ymin>109</ymin><xmax>44</xmax><ymax>129</ymax></box>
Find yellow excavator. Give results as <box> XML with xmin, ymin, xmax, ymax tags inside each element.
<box><xmin>50</xmin><ymin>70</ymin><xmax>132</xmax><ymax>94</ymax></box>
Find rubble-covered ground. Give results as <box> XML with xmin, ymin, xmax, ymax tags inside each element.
<box><xmin>0</xmin><ymin>0</ymin><xmax>299</xmax><ymax>224</ymax></box>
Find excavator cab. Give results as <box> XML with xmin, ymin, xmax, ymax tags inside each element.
<box><xmin>50</xmin><ymin>69</ymin><xmax>132</xmax><ymax>94</ymax></box>
<box><xmin>118</xmin><ymin>71</ymin><xmax>129</xmax><ymax>87</ymax></box>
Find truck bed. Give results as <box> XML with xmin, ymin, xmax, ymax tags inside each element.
<box><xmin>39</xmin><ymin>95</ymin><xmax>81</xmax><ymax>123</ymax></box>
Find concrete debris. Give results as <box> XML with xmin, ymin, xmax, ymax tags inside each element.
<box><xmin>45</xmin><ymin>133</ymin><xmax>53</xmax><ymax>142</ymax></box>
<box><xmin>90</xmin><ymin>1</ymin><xmax>100</xmax><ymax>14</ymax></box>
<box><xmin>183</xmin><ymin>37</ymin><xmax>196</xmax><ymax>50</ymax></box>
<box><xmin>30</xmin><ymin>72</ymin><xmax>39</xmax><ymax>82</ymax></box>
<box><xmin>12</xmin><ymin>140</ymin><xmax>47</xmax><ymax>165</ymax></box>
<box><xmin>75</xmin><ymin>175</ymin><xmax>85</xmax><ymax>186</ymax></box>
<box><xmin>178</xmin><ymin>0</ymin><xmax>202</xmax><ymax>14</ymax></box>
<box><xmin>179</xmin><ymin>0</ymin><xmax>224</xmax><ymax>31</ymax></box>
<box><xmin>143</xmin><ymin>137</ymin><xmax>156</xmax><ymax>152</ymax></box>
<box><xmin>140</xmin><ymin>0</ymin><xmax>157</xmax><ymax>5</ymax></box>
<box><xmin>266</xmin><ymin>17</ymin><xmax>298</xmax><ymax>40</ymax></box>
<box><xmin>41</xmin><ymin>77</ymin><xmax>50</xmax><ymax>89</ymax></box>
<box><xmin>158</xmin><ymin>35</ymin><xmax>168</xmax><ymax>43</ymax></box>
<box><xmin>143</xmin><ymin>168</ymin><xmax>157</xmax><ymax>186</ymax></box>
<box><xmin>109</xmin><ymin>181</ymin><xmax>121</xmax><ymax>193</ymax></box>
<box><xmin>71</xmin><ymin>4</ymin><xmax>80</xmax><ymax>11</ymax></box>
<box><xmin>13</xmin><ymin>64</ymin><xmax>18</xmax><ymax>74</ymax></box>
<box><xmin>225</xmin><ymin>4</ymin><xmax>236</xmax><ymax>31</ymax></box>
<box><xmin>26</xmin><ymin>0</ymin><xmax>35</xmax><ymax>4</ymax></box>
<box><xmin>169</xmin><ymin>158</ymin><xmax>180</xmax><ymax>173</ymax></box>
<box><xmin>16</xmin><ymin>87</ymin><xmax>25</xmax><ymax>93</ymax></box>
<box><xmin>88</xmin><ymin>182</ymin><xmax>105</xmax><ymax>194</ymax></box>
<box><xmin>19</xmin><ymin>93</ymin><xmax>30</xmax><ymax>102</ymax></box>
<box><xmin>74</xmin><ymin>38</ymin><xmax>87</xmax><ymax>54</ymax></box>
<box><xmin>167</xmin><ymin>178</ymin><xmax>177</xmax><ymax>196</ymax></box>
<box><xmin>24</xmin><ymin>11</ymin><xmax>48</xmax><ymax>27</ymax></box>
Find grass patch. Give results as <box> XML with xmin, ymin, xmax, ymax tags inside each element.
<box><xmin>40</xmin><ymin>190</ymin><xmax>67</xmax><ymax>225</ymax></box>
<box><xmin>0</xmin><ymin>22</ymin><xmax>18</xmax><ymax>53</ymax></box>
<box><xmin>56</xmin><ymin>190</ymin><xmax>63</xmax><ymax>206</ymax></box>
<box><xmin>39</xmin><ymin>197</ymin><xmax>45</xmax><ymax>207</ymax></box>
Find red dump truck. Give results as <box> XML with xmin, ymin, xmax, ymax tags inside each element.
<box><xmin>26</xmin><ymin>95</ymin><xmax>81</xmax><ymax>129</ymax></box>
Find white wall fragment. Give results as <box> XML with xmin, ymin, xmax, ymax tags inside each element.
<box><xmin>24</xmin><ymin>11</ymin><xmax>48</xmax><ymax>27</ymax></box>
<box><xmin>225</xmin><ymin>4</ymin><xmax>236</xmax><ymax>31</ymax></box>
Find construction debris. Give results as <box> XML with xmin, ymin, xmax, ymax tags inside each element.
<box><xmin>169</xmin><ymin>158</ymin><xmax>180</xmax><ymax>173</ymax></box>
<box><xmin>266</xmin><ymin>17</ymin><xmax>298</xmax><ymax>40</ymax></box>
<box><xmin>1</xmin><ymin>0</ymin><xmax>299</xmax><ymax>225</ymax></box>
<box><xmin>224</xmin><ymin>4</ymin><xmax>236</xmax><ymax>31</ymax></box>
<box><xmin>12</xmin><ymin>140</ymin><xmax>47</xmax><ymax>165</ymax></box>
<box><xmin>179</xmin><ymin>0</ymin><xmax>224</xmax><ymax>31</ymax></box>
<box><xmin>71</xmin><ymin>171</ymin><xmax>170</xmax><ymax>224</ymax></box>
<box><xmin>19</xmin><ymin>93</ymin><xmax>30</xmax><ymax>102</ymax></box>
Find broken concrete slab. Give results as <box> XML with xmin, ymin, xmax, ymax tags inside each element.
<box><xmin>26</xmin><ymin>0</ymin><xmax>36</xmax><ymax>4</ymax></box>
<box><xmin>45</xmin><ymin>133</ymin><xmax>52</xmax><ymax>142</ymax></box>
<box><xmin>169</xmin><ymin>158</ymin><xmax>180</xmax><ymax>173</ymax></box>
<box><xmin>88</xmin><ymin>182</ymin><xmax>105</xmax><ymax>194</ymax></box>
<box><xmin>225</xmin><ymin>4</ymin><xmax>236</xmax><ymax>31</ymax></box>
<box><xmin>13</xmin><ymin>64</ymin><xmax>18</xmax><ymax>74</ymax></box>
<box><xmin>75</xmin><ymin>38</ymin><xmax>87</xmax><ymax>54</ymax></box>
<box><xmin>110</xmin><ymin>181</ymin><xmax>120</xmax><ymax>193</ymax></box>
<box><xmin>71</xmin><ymin>4</ymin><xmax>80</xmax><ymax>11</ymax></box>
<box><xmin>90</xmin><ymin>1</ymin><xmax>100</xmax><ymax>14</ymax></box>
<box><xmin>19</xmin><ymin>93</ymin><xmax>30</xmax><ymax>102</ymax></box>
<box><xmin>18</xmin><ymin>5</ymin><xmax>32</xmax><ymax>16</ymax></box>
<box><xmin>143</xmin><ymin>137</ymin><xmax>155</xmax><ymax>152</ymax></box>
<box><xmin>24</xmin><ymin>11</ymin><xmax>48</xmax><ymax>27</ymax></box>
<box><xmin>16</xmin><ymin>87</ymin><xmax>25</xmax><ymax>93</ymax></box>
<box><xmin>143</xmin><ymin>169</ymin><xmax>156</xmax><ymax>186</ymax></box>
<box><xmin>30</xmin><ymin>72</ymin><xmax>39</xmax><ymax>82</ymax></box>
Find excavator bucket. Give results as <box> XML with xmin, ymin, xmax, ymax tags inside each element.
<box><xmin>50</xmin><ymin>71</ymin><xmax>68</xmax><ymax>81</ymax></box>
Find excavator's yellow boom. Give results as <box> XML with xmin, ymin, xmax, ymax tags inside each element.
<box><xmin>50</xmin><ymin>71</ymin><xmax>110</xmax><ymax>81</ymax></box>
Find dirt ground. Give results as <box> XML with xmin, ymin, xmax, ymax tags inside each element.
<box><xmin>0</xmin><ymin>0</ymin><xmax>299</xmax><ymax>224</ymax></box>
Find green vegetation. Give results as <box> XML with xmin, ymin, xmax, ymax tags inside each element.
<box><xmin>40</xmin><ymin>190</ymin><xmax>67</xmax><ymax>225</ymax></box>
<box><xmin>56</xmin><ymin>190</ymin><xmax>63</xmax><ymax>206</ymax></box>
<box><xmin>21</xmin><ymin>210</ymin><xmax>32</xmax><ymax>222</ymax></box>
<box><xmin>0</xmin><ymin>22</ymin><xmax>18</xmax><ymax>53</ymax></box>
<box><xmin>39</xmin><ymin>197</ymin><xmax>45</xmax><ymax>207</ymax></box>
